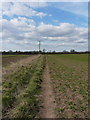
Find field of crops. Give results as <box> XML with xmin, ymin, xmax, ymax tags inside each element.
<box><xmin>2</xmin><ymin>54</ymin><xmax>88</xmax><ymax>118</ymax></box>
<box><xmin>47</xmin><ymin>54</ymin><xmax>88</xmax><ymax>118</ymax></box>
<box><xmin>2</xmin><ymin>55</ymin><xmax>30</xmax><ymax>67</ymax></box>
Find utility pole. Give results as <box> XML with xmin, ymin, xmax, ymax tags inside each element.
<box><xmin>39</xmin><ymin>40</ymin><xmax>41</xmax><ymax>53</ymax></box>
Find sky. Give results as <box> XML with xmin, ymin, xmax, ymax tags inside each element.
<box><xmin>1</xmin><ymin>2</ymin><xmax>88</xmax><ymax>52</ymax></box>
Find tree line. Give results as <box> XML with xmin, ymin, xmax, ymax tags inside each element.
<box><xmin>1</xmin><ymin>49</ymin><xmax>90</xmax><ymax>55</ymax></box>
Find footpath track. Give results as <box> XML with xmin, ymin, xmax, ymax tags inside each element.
<box><xmin>39</xmin><ymin>57</ymin><xmax>57</xmax><ymax>118</ymax></box>
<box><xmin>3</xmin><ymin>55</ymin><xmax>59</xmax><ymax>118</ymax></box>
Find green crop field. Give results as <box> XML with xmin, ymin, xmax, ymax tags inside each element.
<box><xmin>2</xmin><ymin>54</ymin><xmax>88</xmax><ymax>118</ymax></box>
<box><xmin>47</xmin><ymin>54</ymin><xmax>88</xmax><ymax>118</ymax></box>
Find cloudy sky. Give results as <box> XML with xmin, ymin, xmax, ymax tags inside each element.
<box><xmin>1</xmin><ymin>2</ymin><xmax>88</xmax><ymax>52</ymax></box>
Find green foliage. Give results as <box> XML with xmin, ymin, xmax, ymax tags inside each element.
<box><xmin>3</xmin><ymin>56</ymin><xmax>45</xmax><ymax>118</ymax></box>
<box><xmin>47</xmin><ymin>54</ymin><xmax>88</xmax><ymax>118</ymax></box>
<box><xmin>78</xmin><ymin>106</ymin><xmax>87</xmax><ymax>112</ymax></box>
<box><xmin>57</xmin><ymin>108</ymin><xmax>65</xmax><ymax>113</ymax></box>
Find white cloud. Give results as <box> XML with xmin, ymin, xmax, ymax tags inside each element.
<box><xmin>2</xmin><ymin>2</ymin><xmax>48</xmax><ymax>18</ymax></box>
<box><xmin>37</xmin><ymin>22</ymin><xmax>88</xmax><ymax>40</ymax></box>
<box><xmin>53</xmin><ymin>20</ymin><xmax>59</xmax><ymax>23</ymax></box>
<box><xmin>1</xmin><ymin>1</ymin><xmax>88</xmax><ymax>51</ymax></box>
<box><xmin>24</xmin><ymin>2</ymin><xmax>47</xmax><ymax>8</ymax></box>
<box><xmin>2</xmin><ymin>17</ymin><xmax>88</xmax><ymax>50</ymax></box>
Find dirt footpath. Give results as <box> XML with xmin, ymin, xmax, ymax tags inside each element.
<box><xmin>2</xmin><ymin>55</ymin><xmax>40</xmax><ymax>77</ymax></box>
<box><xmin>40</xmin><ymin>63</ymin><xmax>57</xmax><ymax>118</ymax></box>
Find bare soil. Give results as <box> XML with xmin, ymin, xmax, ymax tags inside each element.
<box><xmin>2</xmin><ymin>55</ymin><xmax>30</xmax><ymax>67</ymax></box>
<box><xmin>2</xmin><ymin>55</ymin><xmax>40</xmax><ymax>77</ymax></box>
<box><xmin>39</xmin><ymin>62</ymin><xmax>57</xmax><ymax>118</ymax></box>
<box><xmin>47</xmin><ymin>55</ymin><xmax>88</xmax><ymax>118</ymax></box>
